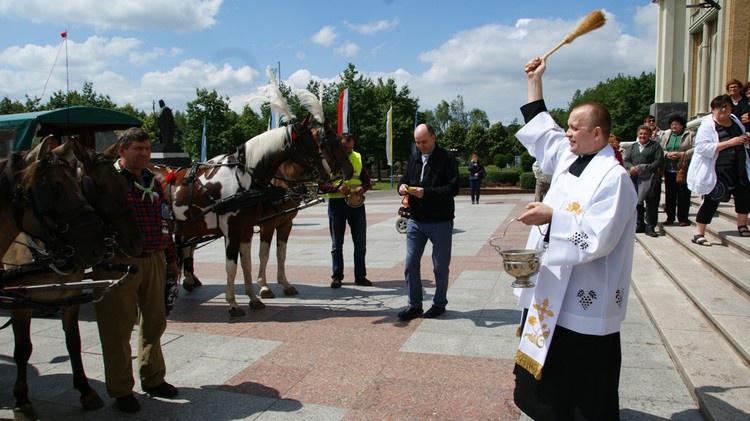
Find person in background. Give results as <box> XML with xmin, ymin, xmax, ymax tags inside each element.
<box><xmin>93</xmin><ymin>127</ymin><xmax>180</xmax><ymax>413</ymax></box>
<box><xmin>726</xmin><ymin>79</ymin><xmax>747</xmax><ymax>121</ymax></box>
<box><xmin>624</xmin><ymin>125</ymin><xmax>664</xmax><ymax>237</ymax></box>
<box><xmin>609</xmin><ymin>134</ymin><xmax>624</xmax><ymax>165</ymax></box>
<box><xmin>736</xmin><ymin>81</ymin><xmax>750</xmax><ymax>132</ymax></box>
<box><xmin>468</xmin><ymin>153</ymin><xmax>485</xmax><ymax>204</ymax></box>
<box><xmin>397</xmin><ymin>123</ymin><xmax>459</xmax><ymax>320</ymax></box>
<box><xmin>660</xmin><ymin>114</ymin><xmax>694</xmax><ymax>227</ymax></box>
<box><xmin>325</xmin><ymin>133</ymin><xmax>372</xmax><ymax>288</ymax></box>
<box><xmin>687</xmin><ymin>95</ymin><xmax>750</xmax><ymax>246</ymax></box>
<box><xmin>512</xmin><ymin>56</ymin><xmax>637</xmax><ymax>420</ymax></box>
<box><xmin>644</xmin><ymin>115</ymin><xmax>664</xmax><ymax>142</ymax></box>
<box><xmin>532</xmin><ymin>160</ymin><xmax>552</xmax><ymax>202</ymax></box>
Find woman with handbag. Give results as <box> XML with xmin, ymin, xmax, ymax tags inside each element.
<box><xmin>687</xmin><ymin>95</ymin><xmax>750</xmax><ymax>246</ymax></box>
<box><xmin>661</xmin><ymin>114</ymin><xmax>694</xmax><ymax>226</ymax></box>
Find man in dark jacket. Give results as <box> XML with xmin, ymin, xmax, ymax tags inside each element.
<box><xmin>396</xmin><ymin>123</ymin><xmax>459</xmax><ymax>320</ymax></box>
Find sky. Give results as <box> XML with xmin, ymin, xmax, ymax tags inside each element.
<box><xmin>0</xmin><ymin>0</ymin><xmax>658</xmax><ymax>125</ymax></box>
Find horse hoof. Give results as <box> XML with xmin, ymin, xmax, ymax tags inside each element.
<box><xmin>193</xmin><ymin>277</ymin><xmax>203</xmax><ymax>287</ymax></box>
<box><xmin>249</xmin><ymin>301</ymin><xmax>266</xmax><ymax>310</ymax></box>
<box><xmin>229</xmin><ymin>307</ymin><xmax>246</xmax><ymax>317</ymax></box>
<box><xmin>13</xmin><ymin>403</ymin><xmax>37</xmax><ymax>421</ymax></box>
<box><xmin>283</xmin><ymin>287</ymin><xmax>299</xmax><ymax>296</ymax></box>
<box><xmin>183</xmin><ymin>282</ymin><xmax>194</xmax><ymax>292</ymax></box>
<box><xmin>260</xmin><ymin>289</ymin><xmax>276</xmax><ymax>299</ymax></box>
<box><xmin>80</xmin><ymin>392</ymin><xmax>104</xmax><ymax>411</ymax></box>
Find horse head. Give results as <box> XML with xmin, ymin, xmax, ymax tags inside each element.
<box><xmin>313</xmin><ymin>121</ymin><xmax>355</xmax><ymax>182</ymax></box>
<box><xmin>53</xmin><ymin>139</ymin><xmax>143</xmax><ymax>258</ymax></box>
<box><xmin>12</xmin><ymin>151</ymin><xmax>105</xmax><ymax>267</ymax></box>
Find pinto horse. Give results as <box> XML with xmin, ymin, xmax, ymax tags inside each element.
<box><xmin>2</xmin><ymin>138</ymin><xmax>142</xmax><ymax>420</ymax></box>
<box><xmin>148</xmin><ymin>118</ymin><xmax>352</xmax><ymax>316</ymax></box>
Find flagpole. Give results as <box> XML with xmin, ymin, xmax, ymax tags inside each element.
<box><xmin>200</xmin><ymin>115</ymin><xmax>207</xmax><ymax>162</ymax></box>
<box><xmin>64</xmin><ymin>28</ymin><xmax>69</xmax><ymax>106</ymax></box>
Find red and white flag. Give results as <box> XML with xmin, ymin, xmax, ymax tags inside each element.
<box><xmin>337</xmin><ymin>88</ymin><xmax>349</xmax><ymax>135</ymax></box>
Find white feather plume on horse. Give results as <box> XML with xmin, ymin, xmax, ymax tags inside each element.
<box><xmin>247</xmin><ymin>66</ymin><xmax>295</xmax><ymax>124</ymax></box>
<box><xmin>293</xmin><ymin>86</ymin><xmax>325</xmax><ymax>124</ymax></box>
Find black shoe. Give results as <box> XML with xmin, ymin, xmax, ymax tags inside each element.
<box><xmin>354</xmin><ymin>277</ymin><xmax>372</xmax><ymax>286</ymax></box>
<box><xmin>635</xmin><ymin>225</ymin><xmax>645</xmax><ymax>233</ymax></box>
<box><xmin>330</xmin><ymin>278</ymin><xmax>342</xmax><ymax>289</ymax></box>
<box><xmin>397</xmin><ymin>306</ymin><xmax>423</xmax><ymax>320</ymax></box>
<box><xmin>116</xmin><ymin>394</ymin><xmax>141</xmax><ymax>413</ymax></box>
<box><xmin>423</xmin><ymin>306</ymin><xmax>446</xmax><ymax>318</ymax></box>
<box><xmin>142</xmin><ymin>382</ymin><xmax>178</xmax><ymax>398</ymax></box>
<box><xmin>645</xmin><ymin>230</ymin><xmax>658</xmax><ymax>238</ymax></box>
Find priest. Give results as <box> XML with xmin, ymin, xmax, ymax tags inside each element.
<box><xmin>511</xmin><ymin>56</ymin><xmax>637</xmax><ymax>420</ymax></box>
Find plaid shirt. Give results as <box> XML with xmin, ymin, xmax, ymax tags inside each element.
<box><xmin>122</xmin><ymin>167</ymin><xmax>177</xmax><ymax>264</ymax></box>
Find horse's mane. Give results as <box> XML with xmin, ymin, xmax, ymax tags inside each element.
<box><xmin>242</xmin><ymin>126</ymin><xmax>291</xmax><ymax>171</ymax></box>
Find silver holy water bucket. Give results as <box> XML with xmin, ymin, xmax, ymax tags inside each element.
<box><xmin>489</xmin><ymin>218</ymin><xmax>545</xmax><ymax>288</ymax></box>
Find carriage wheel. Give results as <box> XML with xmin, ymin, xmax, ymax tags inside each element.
<box><xmin>396</xmin><ymin>217</ymin><xmax>409</xmax><ymax>234</ymax></box>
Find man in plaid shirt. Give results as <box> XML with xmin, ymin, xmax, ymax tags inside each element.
<box><xmin>93</xmin><ymin>127</ymin><xmax>180</xmax><ymax>413</ymax></box>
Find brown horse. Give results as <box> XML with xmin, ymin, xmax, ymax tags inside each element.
<box><xmin>3</xmin><ymin>138</ymin><xmax>142</xmax><ymax>420</ymax></box>
<box><xmin>255</xmin><ymin>161</ymin><xmax>316</xmax><ymax>299</ymax></box>
<box><xmin>0</xmin><ymin>137</ymin><xmax>105</xmax><ymax>264</ymax></box>
<box><xmin>149</xmin><ymin>119</ymin><xmax>352</xmax><ymax>316</ymax></box>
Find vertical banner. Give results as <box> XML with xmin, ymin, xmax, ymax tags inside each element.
<box><xmin>337</xmin><ymin>88</ymin><xmax>349</xmax><ymax>135</ymax></box>
<box><xmin>200</xmin><ymin>115</ymin><xmax>207</xmax><ymax>162</ymax></box>
<box><xmin>386</xmin><ymin>105</ymin><xmax>393</xmax><ymax>166</ymax></box>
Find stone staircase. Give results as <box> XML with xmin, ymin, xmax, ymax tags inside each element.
<box><xmin>631</xmin><ymin>193</ymin><xmax>750</xmax><ymax>420</ymax></box>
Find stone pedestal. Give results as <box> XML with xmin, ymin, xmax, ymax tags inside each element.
<box><xmin>650</xmin><ymin>102</ymin><xmax>689</xmax><ymax>130</ymax></box>
<box><xmin>151</xmin><ymin>143</ymin><xmax>192</xmax><ymax>167</ymax></box>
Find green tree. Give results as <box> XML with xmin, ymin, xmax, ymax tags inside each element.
<box><xmin>467</xmin><ymin>108</ymin><xmax>490</xmax><ymax>129</ymax></box>
<box><xmin>183</xmin><ymin>88</ymin><xmax>243</xmax><ymax>159</ymax></box>
<box><xmin>465</xmin><ymin>124</ymin><xmax>489</xmax><ymax>161</ymax></box>
<box><xmin>45</xmin><ymin>82</ymin><xmax>116</xmax><ymax>110</ymax></box>
<box><xmin>0</xmin><ymin>97</ymin><xmax>27</xmax><ymax>115</ymax></box>
<box><xmin>331</xmin><ymin>64</ymin><xmax>418</xmax><ymax>167</ymax></box>
<box><xmin>449</xmin><ymin>95</ymin><xmax>468</xmax><ymax>127</ymax></box>
<box><xmin>432</xmin><ymin>100</ymin><xmax>451</xmax><ymax>137</ymax></box>
<box><xmin>568</xmin><ymin>72</ymin><xmax>655</xmax><ymax>141</ymax></box>
<box><xmin>441</xmin><ymin>121</ymin><xmax>466</xmax><ymax>156</ymax></box>
<box><xmin>487</xmin><ymin>122</ymin><xmax>508</xmax><ymax>158</ymax></box>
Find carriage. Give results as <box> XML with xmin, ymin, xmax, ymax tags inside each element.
<box><xmin>0</xmin><ymin>83</ymin><xmax>349</xmax><ymax>417</ymax></box>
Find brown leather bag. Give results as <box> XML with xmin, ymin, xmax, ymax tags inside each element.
<box><xmin>676</xmin><ymin>161</ymin><xmax>688</xmax><ymax>184</ymax></box>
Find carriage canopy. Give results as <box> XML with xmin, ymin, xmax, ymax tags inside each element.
<box><xmin>0</xmin><ymin>106</ymin><xmax>142</xmax><ymax>153</ymax></box>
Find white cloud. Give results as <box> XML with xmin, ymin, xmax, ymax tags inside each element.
<box><xmin>0</xmin><ymin>4</ymin><xmax>659</xmax><ymax>127</ymax></box>
<box><xmin>403</xmin><ymin>8</ymin><xmax>658</xmax><ymax>123</ymax></box>
<box><xmin>0</xmin><ymin>33</ymin><xmax>261</xmax><ymax>114</ymax></box>
<box><xmin>311</xmin><ymin>26</ymin><xmax>337</xmax><ymax>47</ymax></box>
<box><xmin>0</xmin><ymin>0</ymin><xmax>220</xmax><ymax>32</ymax></box>
<box><xmin>346</xmin><ymin>18</ymin><xmax>398</xmax><ymax>35</ymax></box>
<box><xmin>335</xmin><ymin>42</ymin><xmax>360</xmax><ymax>58</ymax></box>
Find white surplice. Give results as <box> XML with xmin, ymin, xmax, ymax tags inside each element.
<box><xmin>513</xmin><ymin>112</ymin><xmax>637</xmax><ymax>379</ymax></box>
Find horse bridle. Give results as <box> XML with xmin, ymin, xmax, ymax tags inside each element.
<box><xmin>11</xmin><ymin>155</ymin><xmax>102</xmax><ymax>261</ymax></box>
<box><xmin>284</xmin><ymin>123</ymin><xmax>330</xmax><ymax>183</ymax></box>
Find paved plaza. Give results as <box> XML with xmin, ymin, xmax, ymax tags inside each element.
<box><xmin>0</xmin><ymin>189</ymin><xmax>704</xmax><ymax>420</ymax></box>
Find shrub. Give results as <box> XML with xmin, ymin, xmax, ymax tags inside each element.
<box><xmin>520</xmin><ymin>151</ymin><xmax>534</xmax><ymax>172</ymax></box>
<box><xmin>493</xmin><ymin>154</ymin><xmax>505</xmax><ymax>167</ymax></box>
<box><xmin>519</xmin><ymin>172</ymin><xmax>536</xmax><ymax>189</ymax></box>
<box><xmin>485</xmin><ymin>167</ymin><xmax>520</xmax><ymax>185</ymax></box>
